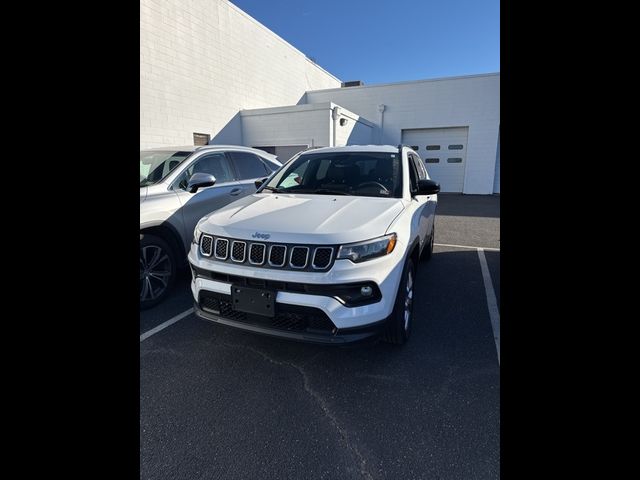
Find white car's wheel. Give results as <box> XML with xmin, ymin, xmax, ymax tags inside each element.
<box><xmin>382</xmin><ymin>257</ymin><xmax>415</xmax><ymax>345</ymax></box>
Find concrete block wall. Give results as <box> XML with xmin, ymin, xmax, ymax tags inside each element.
<box><xmin>140</xmin><ymin>0</ymin><xmax>341</xmax><ymax>149</ymax></box>
<box><xmin>305</xmin><ymin>74</ymin><xmax>500</xmax><ymax>194</ymax></box>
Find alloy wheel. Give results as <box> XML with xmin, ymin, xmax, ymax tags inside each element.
<box><xmin>404</xmin><ymin>269</ymin><xmax>413</xmax><ymax>331</ymax></box>
<box><xmin>140</xmin><ymin>245</ymin><xmax>172</xmax><ymax>301</ymax></box>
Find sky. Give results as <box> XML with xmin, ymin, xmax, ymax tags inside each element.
<box><xmin>229</xmin><ymin>0</ymin><xmax>500</xmax><ymax>85</ymax></box>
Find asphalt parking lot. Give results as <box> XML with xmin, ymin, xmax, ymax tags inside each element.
<box><xmin>140</xmin><ymin>193</ymin><xmax>500</xmax><ymax>479</ymax></box>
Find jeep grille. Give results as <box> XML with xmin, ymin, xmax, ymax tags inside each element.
<box><xmin>199</xmin><ymin>236</ymin><xmax>336</xmax><ymax>272</ymax></box>
<box><xmin>200</xmin><ymin>235</ymin><xmax>213</xmax><ymax>257</ymax></box>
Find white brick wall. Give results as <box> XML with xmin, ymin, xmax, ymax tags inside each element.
<box><xmin>305</xmin><ymin>74</ymin><xmax>500</xmax><ymax>194</ymax></box>
<box><xmin>140</xmin><ymin>0</ymin><xmax>341</xmax><ymax>149</ymax></box>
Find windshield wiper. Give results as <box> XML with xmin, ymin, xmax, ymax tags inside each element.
<box><xmin>269</xmin><ymin>187</ymin><xmax>352</xmax><ymax>196</ymax></box>
<box><xmin>261</xmin><ymin>186</ymin><xmax>284</xmax><ymax>193</ymax></box>
<box><xmin>311</xmin><ymin>188</ymin><xmax>353</xmax><ymax>196</ymax></box>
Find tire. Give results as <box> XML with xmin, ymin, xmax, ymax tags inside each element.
<box><xmin>421</xmin><ymin>223</ymin><xmax>434</xmax><ymax>262</ymax></box>
<box><xmin>382</xmin><ymin>257</ymin><xmax>416</xmax><ymax>345</ymax></box>
<box><xmin>140</xmin><ymin>233</ymin><xmax>176</xmax><ymax>310</ymax></box>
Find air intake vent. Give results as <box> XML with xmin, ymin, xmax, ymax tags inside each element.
<box><xmin>249</xmin><ymin>243</ymin><xmax>266</xmax><ymax>265</ymax></box>
<box><xmin>269</xmin><ymin>245</ymin><xmax>287</xmax><ymax>267</ymax></box>
<box><xmin>214</xmin><ymin>238</ymin><xmax>229</xmax><ymax>259</ymax></box>
<box><xmin>312</xmin><ymin>247</ymin><xmax>333</xmax><ymax>269</ymax></box>
<box><xmin>289</xmin><ymin>246</ymin><xmax>309</xmax><ymax>269</ymax></box>
<box><xmin>231</xmin><ymin>241</ymin><xmax>246</xmax><ymax>262</ymax></box>
<box><xmin>200</xmin><ymin>235</ymin><xmax>213</xmax><ymax>256</ymax></box>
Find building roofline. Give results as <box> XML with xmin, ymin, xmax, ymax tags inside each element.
<box><xmin>240</xmin><ymin>102</ymin><xmax>376</xmax><ymax>128</ymax></box>
<box><xmin>240</xmin><ymin>102</ymin><xmax>334</xmax><ymax>116</ymax></box>
<box><xmin>306</xmin><ymin>72</ymin><xmax>500</xmax><ymax>94</ymax></box>
<box><xmin>226</xmin><ymin>1</ymin><xmax>341</xmax><ymax>83</ymax></box>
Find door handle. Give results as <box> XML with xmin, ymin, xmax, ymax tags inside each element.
<box><xmin>230</xmin><ymin>188</ymin><xmax>243</xmax><ymax>196</ymax></box>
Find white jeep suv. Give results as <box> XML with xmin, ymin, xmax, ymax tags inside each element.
<box><xmin>188</xmin><ymin>145</ymin><xmax>440</xmax><ymax>345</ymax></box>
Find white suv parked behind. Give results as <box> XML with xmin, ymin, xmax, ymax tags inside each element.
<box><xmin>188</xmin><ymin>145</ymin><xmax>440</xmax><ymax>345</ymax></box>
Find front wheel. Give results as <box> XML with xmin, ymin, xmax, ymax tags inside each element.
<box><xmin>382</xmin><ymin>257</ymin><xmax>416</xmax><ymax>345</ymax></box>
<box><xmin>140</xmin><ymin>234</ymin><xmax>176</xmax><ymax>310</ymax></box>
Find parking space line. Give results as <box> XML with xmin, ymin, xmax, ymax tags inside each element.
<box><xmin>140</xmin><ymin>308</ymin><xmax>194</xmax><ymax>342</ymax></box>
<box><xmin>435</xmin><ymin>242</ymin><xmax>500</xmax><ymax>251</ymax></box>
<box><xmin>477</xmin><ymin>248</ymin><xmax>500</xmax><ymax>365</ymax></box>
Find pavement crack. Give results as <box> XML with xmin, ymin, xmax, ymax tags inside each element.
<box><xmin>223</xmin><ymin>343</ymin><xmax>375</xmax><ymax>480</ymax></box>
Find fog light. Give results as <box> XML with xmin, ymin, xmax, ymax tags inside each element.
<box><xmin>360</xmin><ymin>286</ymin><xmax>373</xmax><ymax>297</ymax></box>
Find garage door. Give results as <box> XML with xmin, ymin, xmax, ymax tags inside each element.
<box><xmin>402</xmin><ymin>127</ymin><xmax>469</xmax><ymax>192</ymax></box>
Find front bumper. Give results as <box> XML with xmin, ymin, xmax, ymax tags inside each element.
<box><xmin>188</xmin><ymin>239</ymin><xmax>406</xmax><ymax>344</ymax></box>
<box><xmin>194</xmin><ymin>298</ymin><xmax>387</xmax><ymax>345</ymax></box>
<box><xmin>187</xmin><ymin>240</ymin><xmax>406</xmax><ymax>338</ymax></box>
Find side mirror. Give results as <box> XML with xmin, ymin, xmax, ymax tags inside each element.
<box><xmin>255</xmin><ymin>177</ymin><xmax>267</xmax><ymax>189</ymax></box>
<box><xmin>417</xmin><ymin>179</ymin><xmax>440</xmax><ymax>195</ymax></box>
<box><xmin>187</xmin><ymin>173</ymin><xmax>216</xmax><ymax>193</ymax></box>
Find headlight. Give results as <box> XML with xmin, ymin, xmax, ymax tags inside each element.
<box><xmin>336</xmin><ymin>233</ymin><xmax>397</xmax><ymax>263</ymax></box>
<box><xmin>193</xmin><ymin>224</ymin><xmax>203</xmax><ymax>245</ymax></box>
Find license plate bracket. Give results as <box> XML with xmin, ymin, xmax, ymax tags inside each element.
<box><xmin>231</xmin><ymin>286</ymin><xmax>276</xmax><ymax>317</ymax></box>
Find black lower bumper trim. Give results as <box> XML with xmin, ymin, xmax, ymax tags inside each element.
<box><xmin>194</xmin><ymin>303</ymin><xmax>388</xmax><ymax>345</ymax></box>
<box><xmin>190</xmin><ymin>265</ymin><xmax>382</xmax><ymax>307</ymax></box>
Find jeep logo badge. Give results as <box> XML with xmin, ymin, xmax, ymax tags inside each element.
<box><xmin>252</xmin><ymin>232</ymin><xmax>271</xmax><ymax>240</ymax></box>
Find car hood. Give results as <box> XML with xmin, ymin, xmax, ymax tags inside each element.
<box><xmin>140</xmin><ymin>186</ymin><xmax>147</xmax><ymax>203</ymax></box>
<box><xmin>199</xmin><ymin>193</ymin><xmax>405</xmax><ymax>245</ymax></box>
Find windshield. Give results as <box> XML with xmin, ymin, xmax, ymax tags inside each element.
<box><xmin>260</xmin><ymin>151</ymin><xmax>403</xmax><ymax>198</ymax></box>
<box><xmin>140</xmin><ymin>150</ymin><xmax>191</xmax><ymax>186</ymax></box>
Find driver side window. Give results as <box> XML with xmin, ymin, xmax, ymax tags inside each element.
<box><xmin>410</xmin><ymin>153</ymin><xmax>427</xmax><ymax>181</ymax></box>
<box><xmin>177</xmin><ymin>153</ymin><xmax>233</xmax><ymax>190</ymax></box>
<box><xmin>408</xmin><ymin>154</ymin><xmax>419</xmax><ymax>193</ymax></box>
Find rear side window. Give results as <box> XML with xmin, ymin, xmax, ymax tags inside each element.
<box><xmin>229</xmin><ymin>151</ymin><xmax>270</xmax><ymax>179</ymax></box>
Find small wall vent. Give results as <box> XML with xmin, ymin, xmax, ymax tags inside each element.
<box><xmin>341</xmin><ymin>80</ymin><xmax>364</xmax><ymax>87</ymax></box>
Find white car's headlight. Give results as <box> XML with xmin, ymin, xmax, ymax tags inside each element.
<box><xmin>336</xmin><ymin>233</ymin><xmax>397</xmax><ymax>263</ymax></box>
<box><xmin>193</xmin><ymin>224</ymin><xmax>203</xmax><ymax>245</ymax></box>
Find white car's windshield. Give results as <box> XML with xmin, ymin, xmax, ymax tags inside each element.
<box><xmin>140</xmin><ymin>150</ymin><xmax>191</xmax><ymax>186</ymax></box>
<box><xmin>260</xmin><ymin>151</ymin><xmax>403</xmax><ymax>198</ymax></box>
